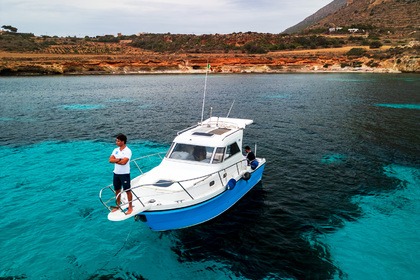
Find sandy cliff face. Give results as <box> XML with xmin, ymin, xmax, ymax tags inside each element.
<box><xmin>1</xmin><ymin>47</ymin><xmax>417</xmax><ymax>75</ymax></box>
<box><xmin>1</xmin><ymin>40</ymin><xmax>418</xmax><ymax>75</ymax></box>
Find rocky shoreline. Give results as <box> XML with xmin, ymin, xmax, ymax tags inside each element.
<box><xmin>1</xmin><ymin>45</ymin><xmax>418</xmax><ymax>76</ymax></box>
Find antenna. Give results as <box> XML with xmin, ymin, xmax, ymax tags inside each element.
<box><xmin>226</xmin><ymin>100</ymin><xmax>235</xmax><ymax>118</ymax></box>
<box><xmin>200</xmin><ymin>62</ymin><xmax>210</xmax><ymax>123</ymax></box>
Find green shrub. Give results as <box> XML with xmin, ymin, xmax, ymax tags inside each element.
<box><xmin>346</xmin><ymin>48</ymin><xmax>367</xmax><ymax>56</ymax></box>
<box><xmin>243</xmin><ymin>43</ymin><xmax>268</xmax><ymax>54</ymax></box>
<box><xmin>369</xmin><ymin>41</ymin><xmax>383</xmax><ymax>49</ymax></box>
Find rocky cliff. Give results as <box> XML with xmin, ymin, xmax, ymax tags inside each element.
<box><xmin>1</xmin><ymin>41</ymin><xmax>418</xmax><ymax>75</ymax></box>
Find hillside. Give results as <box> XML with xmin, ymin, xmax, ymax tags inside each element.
<box><xmin>283</xmin><ymin>0</ymin><xmax>348</xmax><ymax>34</ymax></box>
<box><xmin>0</xmin><ymin>0</ymin><xmax>419</xmax><ymax>75</ymax></box>
<box><xmin>305</xmin><ymin>0</ymin><xmax>420</xmax><ymax>37</ymax></box>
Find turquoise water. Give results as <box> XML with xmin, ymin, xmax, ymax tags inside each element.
<box><xmin>319</xmin><ymin>164</ymin><xmax>420</xmax><ymax>280</ymax></box>
<box><xmin>321</xmin><ymin>154</ymin><xmax>347</xmax><ymax>164</ymax></box>
<box><xmin>375</xmin><ymin>104</ymin><xmax>420</xmax><ymax>110</ymax></box>
<box><xmin>59</xmin><ymin>104</ymin><xmax>106</xmax><ymax>110</ymax></box>
<box><xmin>1</xmin><ymin>141</ymin><xmax>235</xmax><ymax>279</ymax></box>
<box><xmin>0</xmin><ymin>74</ymin><xmax>419</xmax><ymax>279</ymax></box>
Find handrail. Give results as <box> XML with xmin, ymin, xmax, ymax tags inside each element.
<box><xmin>175</xmin><ymin>181</ymin><xmax>194</xmax><ymax>200</ymax></box>
<box><xmin>131</xmin><ymin>152</ymin><xmax>167</xmax><ymax>163</ymax></box>
<box><xmin>131</xmin><ymin>152</ymin><xmax>166</xmax><ymax>175</ymax></box>
<box><xmin>99</xmin><ymin>155</ymin><xmax>251</xmax><ymax>212</ymax></box>
<box><xmin>177</xmin><ymin>124</ymin><xmax>199</xmax><ymax>135</ymax></box>
<box><xmin>221</xmin><ymin>129</ymin><xmax>243</xmax><ymax>141</ymax></box>
<box><xmin>202</xmin><ymin>119</ymin><xmax>242</xmax><ymax>130</ymax></box>
<box><xmin>99</xmin><ymin>185</ymin><xmax>115</xmax><ymax>209</ymax></box>
<box><xmin>177</xmin><ymin>119</ymin><xmax>244</xmax><ymax>136</ymax></box>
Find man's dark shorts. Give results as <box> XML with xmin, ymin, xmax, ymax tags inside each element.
<box><xmin>113</xmin><ymin>173</ymin><xmax>131</xmax><ymax>191</ymax></box>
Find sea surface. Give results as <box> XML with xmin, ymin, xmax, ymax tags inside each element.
<box><xmin>0</xmin><ymin>74</ymin><xmax>419</xmax><ymax>280</ymax></box>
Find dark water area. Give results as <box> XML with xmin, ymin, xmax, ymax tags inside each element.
<box><xmin>0</xmin><ymin>74</ymin><xmax>419</xmax><ymax>279</ymax></box>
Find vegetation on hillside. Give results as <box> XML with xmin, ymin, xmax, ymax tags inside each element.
<box><xmin>1</xmin><ymin>0</ymin><xmax>418</xmax><ymax>55</ymax></box>
<box><xmin>1</xmin><ymin>0</ymin><xmax>418</xmax><ymax>75</ymax></box>
<box><xmin>0</xmin><ymin>30</ymin><xmax>405</xmax><ymax>54</ymax></box>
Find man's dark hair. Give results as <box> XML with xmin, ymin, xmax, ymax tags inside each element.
<box><xmin>244</xmin><ymin>145</ymin><xmax>251</xmax><ymax>151</ymax></box>
<box><xmin>116</xmin><ymin>133</ymin><xmax>127</xmax><ymax>144</ymax></box>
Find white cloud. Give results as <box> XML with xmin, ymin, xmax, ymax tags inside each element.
<box><xmin>0</xmin><ymin>0</ymin><xmax>333</xmax><ymax>36</ymax></box>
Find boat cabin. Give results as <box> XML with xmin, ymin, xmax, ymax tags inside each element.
<box><xmin>165</xmin><ymin>117</ymin><xmax>252</xmax><ymax>165</ymax></box>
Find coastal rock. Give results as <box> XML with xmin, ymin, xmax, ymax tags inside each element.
<box><xmin>0</xmin><ymin>44</ymin><xmax>418</xmax><ymax>75</ymax></box>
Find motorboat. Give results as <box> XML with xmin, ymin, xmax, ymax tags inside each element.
<box><xmin>99</xmin><ymin>117</ymin><xmax>266</xmax><ymax>231</ymax></box>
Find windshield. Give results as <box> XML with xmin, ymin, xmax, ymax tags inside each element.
<box><xmin>168</xmin><ymin>143</ymin><xmax>214</xmax><ymax>163</ymax></box>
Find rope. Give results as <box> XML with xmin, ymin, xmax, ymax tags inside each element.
<box><xmin>113</xmin><ymin>223</ymin><xmax>135</xmax><ymax>257</ymax></box>
<box><xmin>97</xmin><ymin>222</ymin><xmax>136</xmax><ymax>271</ymax></box>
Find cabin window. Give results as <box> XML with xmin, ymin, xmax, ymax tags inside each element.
<box><xmin>165</xmin><ymin>142</ymin><xmax>175</xmax><ymax>158</ymax></box>
<box><xmin>212</xmin><ymin>147</ymin><xmax>225</xmax><ymax>164</ymax></box>
<box><xmin>225</xmin><ymin>142</ymin><xmax>240</xmax><ymax>160</ymax></box>
<box><xmin>168</xmin><ymin>143</ymin><xmax>214</xmax><ymax>163</ymax></box>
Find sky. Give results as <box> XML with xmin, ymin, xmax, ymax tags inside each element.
<box><xmin>0</xmin><ymin>0</ymin><xmax>333</xmax><ymax>37</ymax></box>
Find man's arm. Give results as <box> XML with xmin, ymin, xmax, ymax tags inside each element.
<box><xmin>109</xmin><ymin>155</ymin><xmax>125</xmax><ymax>164</ymax></box>
<box><xmin>118</xmin><ymin>157</ymin><xmax>129</xmax><ymax>165</ymax></box>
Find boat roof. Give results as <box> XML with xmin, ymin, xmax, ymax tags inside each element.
<box><xmin>201</xmin><ymin>117</ymin><xmax>253</xmax><ymax>129</ymax></box>
<box><xmin>174</xmin><ymin>117</ymin><xmax>253</xmax><ymax>147</ymax></box>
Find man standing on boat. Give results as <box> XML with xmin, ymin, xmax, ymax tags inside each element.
<box><xmin>244</xmin><ymin>146</ymin><xmax>256</xmax><ymax>165</ymax></box>
<box><xmin>109</xmin><ymin>133</ymin><xmax>133</xmax><ymax>215</ymax></box>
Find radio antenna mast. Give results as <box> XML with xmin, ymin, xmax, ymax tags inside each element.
<box><xmin>200</xmin><ymin>62</ymin><xmax>210</xmax><ymax>123</ymax></box>
<box><xmin>226</xmin><ymin>100</ymin><xmax>235</xmax><ymax>118</ymax></box>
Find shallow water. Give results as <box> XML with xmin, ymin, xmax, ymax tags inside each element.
<box><xmin>0</xmin><ymin>74</ymin><xmax>419</xmax><ymax>279</ymax></box>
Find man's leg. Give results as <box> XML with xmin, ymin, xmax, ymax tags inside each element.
<box><xmin>112</xmin><ymin>174</ymin><xmax>122</xmax><ymax>212</ymax></box>
<box><xmin>126</xmin><ymin>190</ymin><xmax>133</xmax><ymax>214</ymax></box>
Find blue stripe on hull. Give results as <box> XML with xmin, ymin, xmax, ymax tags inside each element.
<box><xmin>140</xmin><ymin>163</ymin><xmax>266</xmax><ymax>231</ymax></box>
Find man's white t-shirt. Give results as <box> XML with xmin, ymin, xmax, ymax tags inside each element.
<box><xmin>111</xmin><ymin>146</ymin><xmax>132</xmax><ymax>174</ymax></box>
